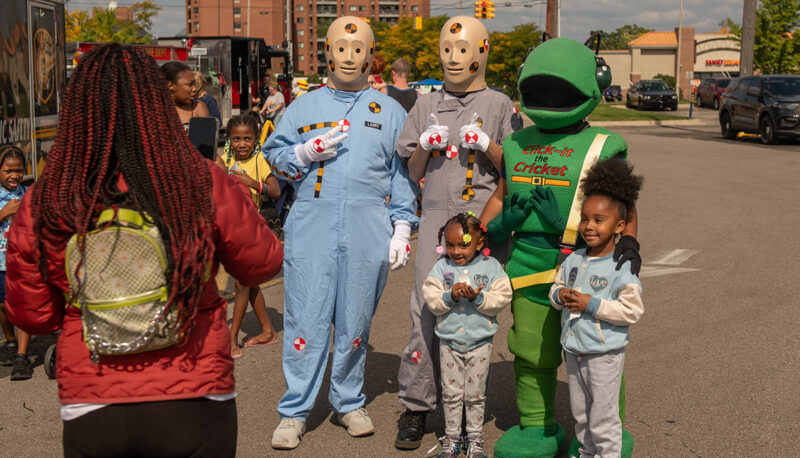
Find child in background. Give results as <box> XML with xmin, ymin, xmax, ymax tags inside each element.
<box><xmin>549</xmin><ymin>158</ymin><xmax>644</xmax><ymax>457</ymax></box>
<box><xmin>219</xmin><ymin>115</ymin><xmax>282</xmax><ymax>359</ymax></box>
<box><xmin>422</xmin><ymin>212</ymin><xmax>513</xmax><ymax>458</ymax></box>
<box><xmin>0</xmin><ymin>146</ymin><xmax>32</xmax><ymax>380</ymax></box>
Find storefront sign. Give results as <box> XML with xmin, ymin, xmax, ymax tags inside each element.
<box><xmin>705</xmin><ymin>59</ymin><xmax>739</xmax><ymax>67</ymax></box>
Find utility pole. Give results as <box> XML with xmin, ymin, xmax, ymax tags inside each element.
<box><xmin>218</xmin><ymin>0</ymin><xmax>221</xmax><ymax>35</ymax></box>
<box><xmin>545</xmin><ymin>0</ymin><xmax>554</xmax><ymax>36</ymax></box>
<box><xmin>740</xmin><ymin>0</ymin><xmax>756</xmax><ymax>76</ymax></box>
<box><xmin>675</xmin><ymin>0</ymin><xmax>683</xmax><ymax>98</ymax></box>
<box><xmin>247</xmin><ymin>0</ymin><xmax>251</xmax><ymax>36</ymax></box>
<box><xmin>286</xmin><ymin>0</ymin><xmax>293</xmax><ymax>74</ymax></box>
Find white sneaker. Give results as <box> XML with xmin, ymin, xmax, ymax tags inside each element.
<box><xmin>271</xmin><ymin>417</ymin><xmax>306</xmax><ymax>450</ymax></box>
<box><xmin>337</xmin><ymin>407</ymin><xmax>375</xmax><ymax>437</ymax></box>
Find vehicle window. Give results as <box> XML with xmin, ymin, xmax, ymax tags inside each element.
<box><xmin>716</xmin><ymin>79</ymin><xmax>730</xmax><ymax>88</ymax></box>
<box><xmin>702</xmin><ymin>78</ymin><xmax>712</xmax><ymax>85</ymax></box>
<box><xmin>641</xmin><ymin>82</ymin><xmax>669</xmax><ymax>91</ymax></box>
<box><xmin>735</xmin><ymin>79</ymin><xmax>751</xmax><ymax>95</ymax></box>
<box><xmin>763</xmin><ymin>78</ymin><xmax>800</xmax><ymax>97</ymax></box>
<box><xmin>746</xmin><ymin>80</ymin><xmax>760</xmax><ymax>97</ymax></box>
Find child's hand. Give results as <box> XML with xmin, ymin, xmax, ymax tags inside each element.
<box><xmin>229</xmin><ymin>170</ymin><xmax>258</xmax><ymax>190</ymax></box>
<box><xmin>557</xmin><ymin>287</ymin><xmax>571</xmax><ymax>305</ymax></box>
<box><xmin>451</xmin><ymin>282</ymin><xmax>467</xmax><ymax>302</ymax></box>
<box><xmin>461</xmin><ymin>285</ymin><xmax>484</xmax><ymax>301</ymax></box>
<box><xmin>564</xmin><ymin>289</ymin><xmax>591</xmax><ymax>313</ymax></box>
<box><xmin>0</xmin><ymin>199</ymin><xmax>21</xmax><ymax>220</ymax></box>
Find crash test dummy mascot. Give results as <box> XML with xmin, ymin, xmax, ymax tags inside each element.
<box><xmin>394</xmin><ymin>16</ymin><xmax>523</xmax><ymax>450</ymax></box>
<box><xmin>262</xmin><ymin>17</ymin><xmax>419</xmax><ymax>450</ymax></box>
<box><xmin>485</xmin><ymin>36</ymin><xmax>641</xmax><ymax>458</ymax></box>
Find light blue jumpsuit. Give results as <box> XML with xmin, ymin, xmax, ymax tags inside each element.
<box><xmin>263</xmin><ymin>87</ymin><xmax>419</xmax><ymax>420</ymax></box>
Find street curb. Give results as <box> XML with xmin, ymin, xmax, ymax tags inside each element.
<box><xmin>592</xmin><ymin>118</ymin><xmax>708</xmax><ymax>127</ymax></box>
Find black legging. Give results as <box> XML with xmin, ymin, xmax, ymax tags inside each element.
<box><xmin>63</xmin><ymin>398</ymin><xmax>237</xmax><ymax>458</ymax></box>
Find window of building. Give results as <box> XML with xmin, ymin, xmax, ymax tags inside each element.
<box><xmin>297</xmin><ymin>4</ymin><xmax>304</xmax><ymax>10</ymax></box>
<box><xmin>297</xmin><ymin>17</ymin><xmax>304</xmax><ymax>23</ymax></box>
<box><xmin>233</xmin><ymin>22</ymin><xmax>242</xmax><ymax>31</ymax></box>
<box><xmin>298</xmin><ymin>42</ymin><xmax>305</xmax><ymax>48</ymax></box>
<box><xmin>233</xmin><ymin>7</ymin><xmax>241</xmax><ymax>15</ymax></box>
<box><xmin>299</xmin><ymin>55</ymin><xmax>305</xmax><ymax>61</ymax></box>
<box><xmin>359</xmin><ymin>5</ymin><xmax>366</xmax><ymax>10</ymax></box>
<box><xmin>194</xmin><ymin>22</ymin><xmax>199</xmax><ymax>31</ymax></box>
<box><xmin>298</xmin><ymin>30</ymin><xmax>305</xmax><ymax>36</ymax></box>
<box><xmin>193</xmin><ymin>7</ymin><xmax>198</xmax><ymax>14</ymax></box>
<box><xmin>411</xmin><ymin>5</ymin><xmax>418</xmax><ymax>10</ymax></box>
<box><xmin>349</xmin><ymin>5</ymin><xmax>357</xmax><ymax>11</ymax></box>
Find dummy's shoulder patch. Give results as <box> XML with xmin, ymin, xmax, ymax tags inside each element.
<box><xmin>368</xmin><ymin>102</ymin><xmax>381</xmax><ymax>113</ymax></box>
<box><xmin>479</xmin><ymin>39</ymin><xmax>489</xmax><ymax>53</ymax></box>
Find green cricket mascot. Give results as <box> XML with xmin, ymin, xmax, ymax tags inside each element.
<box><xmin>488</xmin><ymin>34</ymin><xmax>641</xmax><ymax>458</ymax></box>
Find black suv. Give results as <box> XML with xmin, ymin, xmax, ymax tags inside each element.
<box><xmin>719</xmin><ymin>75</ymin><xmax>800</xmax><ymax>144</ymax></box>
<box><xmin>626</xmin><ymin>80</ymin><xmax>678</xmax><ymax>110</ymax></box>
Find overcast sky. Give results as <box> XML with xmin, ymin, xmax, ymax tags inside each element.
<box><xmin>71</xmin><ymin>0</ymin><xmax>745</xmax><ymax>41</ymax></box>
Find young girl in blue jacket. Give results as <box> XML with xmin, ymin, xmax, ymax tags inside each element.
<box><xmin>422</xmin><ymin>212</ymin><xmax>513</xmax><ymax>458</ymax></box>
<box><xmin>549</xmin><ymin>157</ymin><xmax>644</xmax><ymax>457</ymax></box>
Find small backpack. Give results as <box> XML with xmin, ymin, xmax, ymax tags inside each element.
<box><xmin>65</xmin><ymin>207</ymin><xmax>181</xmax><ymax>362</ymax></box>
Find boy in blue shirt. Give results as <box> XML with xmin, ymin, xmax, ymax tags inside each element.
<box><xmin>549</xmin><ymin>158</ymin><xmax>644</xmax><ymax>457</ymax></box>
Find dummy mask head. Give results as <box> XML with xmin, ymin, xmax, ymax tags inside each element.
<box><xmin>439</xmin><ymin>16</ymin><xmax>489</xmax><ymax>93</ymax></box>
<box><xmin>324</xmin><ymin>17</ymin><xmax>375</xmax><ymax>91</ymax></box>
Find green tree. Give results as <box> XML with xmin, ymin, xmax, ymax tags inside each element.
<box><xmin>589</xmin><ymin>24</ymin><xmax>653</xmax><ymax>50</ymax></box>
<box><xmin>69</xmin><ymin>1</ymin><xmax>162</xmax><ymax>44</ymax></box>
<box><xmin>653</xmin><ymin>73</ymin><xmax>676</xmax><ymax>88</ymax></box>
<box><xmin>374</xmin><ymin>15</ymin><xmax>450</xmax><ymax>82</ymax></box>
<box><xmin>487</xmin><ymin>23</ymin><xmax>542</xmax><ymax>98</ymax></box>
<box><xmin>723</xmin><ymin>0</ymin><xmax>800</xmax><ymax>74</ymax></box>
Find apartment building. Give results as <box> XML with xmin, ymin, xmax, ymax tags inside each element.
<box><xmin>186</xmin><ymin>0</ymin><xmax>429</xmax><ymax>75</ymax></box>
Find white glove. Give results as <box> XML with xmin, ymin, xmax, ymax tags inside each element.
<box><xmin>459</xmin><ymin>112</ymin><xmax>491</xmax><ymax>152</ymax></box>
<box><xmin>388</xmin><ymin>221</ymin><xmax>412</xmax><ymax>271</ymax></box>
<box><xmin>419</xmin><ymin>113</ymin><xmax>449</xmax><ymax>151</ymax></box>
<box><xmin>294</xmin><ymin>125</ymin><xmax>349</xmax><ymax>166</ymax></box>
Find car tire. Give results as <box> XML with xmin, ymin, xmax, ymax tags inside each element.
<box><xmin>720</xmin><ymin>111</ymin><xmax>736</xmax><ymax>139</ymax></box>
<box><xmin>638</xmin><ymin>98</ymin><xmax>643</xmax><ymax>110</ymax></box>
<box><xmin>760</xmin><ymin>116</ymin><xmax>777</xmax><ymax>145</ymax></box>
<box><xmin>670</xmin><ymin>105</ymin><xmax>677</xmax><ymax>111</ymax></box>
<box><xmin>626</xmin><ymin>97</ymin><xmax>631</xmax><ymax>108</ymax></box>
<box><xmin>713</xmin><ymin>97</ymin><xmax>720</xmax><ymax>110</ymax></box>
<box><xmin>696</xmin><ymin>94</ymin><xmax>703</xmax><ymax>107</ymax></box>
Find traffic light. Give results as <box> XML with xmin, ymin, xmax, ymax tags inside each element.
<box><xmin>474</xmin><ymin>1</ymin><xmax>484</xmax><ymax>18</ymax></box>
<box><xmin>485</xmin><ymin>1</ymin><xmax>495</xmax><ymax>18</ymax></box>
<box><xmin>474</xmin><ymin>1</ymin><xmax>494</xmax><ymax>19</ymax></box>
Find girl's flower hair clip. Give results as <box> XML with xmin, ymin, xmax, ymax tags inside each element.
<box><xmin>462</xmin><ymin>233</ymin><xmax>472</xmax><ymax>244</ymax></box>
<box><xmin>479</xmin><ymin>223</ymin><xmax>487</xmax><ymax>232</ymax></box>
<box><xmin>482</xmin><ymin>248</ymin><xmax>491</xmax><ymax>256</ymax></box>
<box><xmin>436</xmin><ymin>245</ymin><xmax>445</xmax><ymax>255</ymax></box>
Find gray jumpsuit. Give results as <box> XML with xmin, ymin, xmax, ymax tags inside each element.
<box><xmin>395</xmin><ymin>88</ymin><xmax>520</xmax><ymax>412</ymax></box>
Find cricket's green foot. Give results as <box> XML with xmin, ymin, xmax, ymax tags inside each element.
<box><xmin>494</xmin><ymin>424</ymin><xmax>565</xmax><ymax>458</ymax></box>
<box><xmin>567</xmin><ymin>429</ymin><xmax>634</xmax><ymax>457</ymax></box>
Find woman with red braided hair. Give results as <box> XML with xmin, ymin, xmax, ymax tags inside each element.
<box><xmin>5</xmin><ymin>44</ymin><xmax>282</xmax><ymax>457</ymax></box>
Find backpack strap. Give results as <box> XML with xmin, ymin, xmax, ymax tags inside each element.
<box><xmin>96</xmin><ymin>207</ymin><xmax>151</xmax><ymax>230</ymax></box>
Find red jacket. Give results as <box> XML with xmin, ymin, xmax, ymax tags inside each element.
<box><xmin>6</xmin><ymin>162</ymin><xmax>283</xmax><ymax>404</ymax></box>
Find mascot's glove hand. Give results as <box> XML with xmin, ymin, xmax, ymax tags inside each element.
<box><xmin>529</xmin><ymin>186</ymin><xmax>566</xmax><ymax>232</ymax></box>
<box><xmin>419</xmin><ymin>113</ymin><xmax>449</xmax><ymax>151</ymax></box>
<box><xmin>613</xmin><ymin>235</ymin><xmax>641</xmax><ymax>275</ymax></box>
<box><xmin>486</xmin><ymin>193</ymin><xmax>534</xmax><ymax>243</ymax></box>
<box><xmin>459</xmin><ymin>113</ymin><xmax>491</xmax><ymax>152</ymax></box>
<box><xmin>294</xmin><ymin>125</ymin><xmax>348</xmax><ymax>166</ymax></box>
<box><xmin>388</xmin><ymin>221</ymin><xmax>412</xmax><ymax>271</ymax></box>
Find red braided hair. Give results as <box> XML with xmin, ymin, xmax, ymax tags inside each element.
<box><xmin>31</xmin><ymin>44</ymin><xmax>215</xmax><ymax>340</ymax></box>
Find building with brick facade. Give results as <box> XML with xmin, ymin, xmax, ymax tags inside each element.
<box><xmin>185</xmin><ymin>0</ymin><xmax>430</xmax><ymax>75</ymax></box>
<box><xmin>599</xmin><ymin>28</ymin><xmax>741</xmax><ymax>98</ymax></box>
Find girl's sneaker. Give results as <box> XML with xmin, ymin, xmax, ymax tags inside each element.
<box><xmin>464</xmin><ymin>434</ymin><xmax>488</xmax><ymax>458</ymax></box>
<box><xmin>436</xmin><ymin>435</ymin><xmax>462</xmax><ymax>458</ymax></box>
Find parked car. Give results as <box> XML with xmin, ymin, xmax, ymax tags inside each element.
<box><xmin>626</xmin><ymin>80</ymin><xmax>678</xmax><ymax>110</ymax></box>
<box><xmin>719</xmin><ymin>75</ymin><xmax>800</xmax><ymax>144</ymax></box>
<box><xmin>604</xmin><ymin>85</ymin><xmax>622</xmax><ymax>102</ymax></box>
<box><xmin>696</xmin><ymin>77</ymin><xmax>731</xmax><ymax>110</ymax></box>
